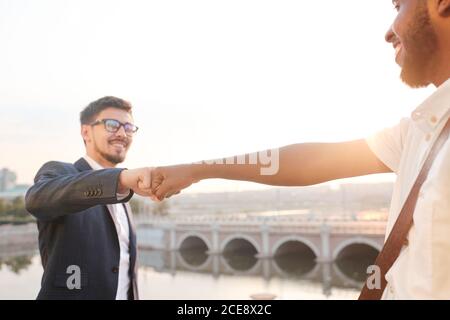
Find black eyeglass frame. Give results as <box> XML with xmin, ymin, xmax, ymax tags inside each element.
<box><xmin>90</xmin><ymin>118</ymin><xmax>139</xmax><ymax>135</ymax></box>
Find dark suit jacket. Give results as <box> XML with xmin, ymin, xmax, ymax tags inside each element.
<box><xmin>25</xmin><ymin>158</ymin><xmax>139</xmax><ymax>300</ymax></box>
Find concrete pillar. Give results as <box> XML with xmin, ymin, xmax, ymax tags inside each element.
<box><xmin>318</xmin><ymin>223</ymin><xmax>332</xmax><ymax>262</ymax></box>
<box><xmin>212</xmin><ymin>254</ymin><xmax>220</xmax><ymax>279</ymax></box>
<box><xmin>321</xmin><ymin>261</ymin><xmax>332</xmax><ymax>297</ymax></box>
<box><xmin>262</xmin><ymin>258</ymin><xmax>271</xmax><ymax>280</ymax></box>
<box><xmin>256</xmin><ymin>223</ymin><xmax>271</xmax><ymax>258</ymax></box>
<box><xmin>168</xmin><ymin>223</ymin><xmax>177</xmax><ymax>251</ymax></box>
<box><xmin>169</xmin><ymin>251</ymin><xmax>176</xmax><ymax>275</ymax></box>
<box><xmin>208</xmin><ymin>222</ymin><xmax>221</xmax><ymax>255</ymax></box>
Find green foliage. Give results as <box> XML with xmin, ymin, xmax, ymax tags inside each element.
<box><xmin>0</xmin><ymin>196</ymin><xmax>34</xmax><ymax>224</ymax></box>
<box><xmin>0</xmin><ymin>255</ymin><xmax>33</xmax><ymax>274</ymax></box>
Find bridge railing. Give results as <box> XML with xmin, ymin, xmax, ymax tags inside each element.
<box><xmin>135</xmin><ymin>214</ymin><xmax>387</xmax><ymax>235</ymax></box>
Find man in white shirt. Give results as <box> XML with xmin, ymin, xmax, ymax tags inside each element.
<box><xmin>145</xmin><ymin>0</ymin><xmax>450</xmax><ymax>299</ymax></box>
<box><xmin>26</xmin><ymin>96</ymin><xmax>154</xmax><ymax>300</ymax></box>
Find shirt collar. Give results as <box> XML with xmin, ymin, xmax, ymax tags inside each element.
<box><xmin>83</xmin><ymin>155</ymin><xmax>104</xmax><ymax>171</ymax></box>
<box><xmin>410</xmin><ymin>78</ymin><xmax>450</xmax><ymax>134</ymax></box>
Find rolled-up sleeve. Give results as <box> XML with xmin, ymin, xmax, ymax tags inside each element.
<box><xmin>365</xmin><ymin>117</ymin><xmax>411</xmax><ymax>174</ymax></box>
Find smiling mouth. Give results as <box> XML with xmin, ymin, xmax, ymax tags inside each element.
<box><xmin>109</xmin><ymin>141</ymin><xmax>128</xmax><ymax>150</ymax></box>
<box><xmin>395</xmin><ymin>44</ymin><xmax>402</xmax><ymax>56</ymax></box>
<box><xmin>393</xmin><ymin>42</ymin><xmax>403</xmax><ymax>64</ymax></box>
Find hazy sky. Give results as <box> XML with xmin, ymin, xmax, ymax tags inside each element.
<box><xmin>0</xmin><ymin>0</ymin><xmax>435</xmax><ymax>192</ymax></box>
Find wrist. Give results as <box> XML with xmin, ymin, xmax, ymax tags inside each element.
<box><xmin>118</xmin><ymin>169</ymin><xmax>131</xmax><ymax>194</ymax></box>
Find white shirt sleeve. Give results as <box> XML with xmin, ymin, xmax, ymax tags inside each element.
<box><xmin>365</xmin><ymin>117</ymin><xmax>411</xmax><ymax>174</ymax></box>
<box><xmin>116</xmin><ymin>191</ymin><xmax>131</xmax><ymax>201</ymax></box>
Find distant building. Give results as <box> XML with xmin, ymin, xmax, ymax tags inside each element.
<box><xmin>0</xmin><ymin>168</ymin><xmax>17</xmax><ymax>192</ymax></box>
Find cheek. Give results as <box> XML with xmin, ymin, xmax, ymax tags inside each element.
<box><xmin>95</xmin><ymin>134</ymin><xmax>111</xmax><ymax>149</ymax></box>
<box><xmin>392</xmin><ymin>15</ymin><xmax>406</xmax><ymax>41</ymax></box>
<box><xmin>393</xmin><ymin>4</ymin><xmax>415</xmax><ymax>40</ymax></box>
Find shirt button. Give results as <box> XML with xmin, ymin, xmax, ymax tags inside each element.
<box><xmin>389</xmin><ymin>285</ymin><xmax>395</xmax><ymax>295</ymax></box>
<box><xmin>112</xmin><ymin>267</ymin><xmax>119</xmax><ymax>273</ymax></box>
<box><xmin>412</xmin><ymin>111</ymin><xmax>423</xmax><ymax>121</ymax></box>
<box><xmin>425</xmin><ymin>133</ymin><xmax>432</xmax><ymax>141</ymax></box>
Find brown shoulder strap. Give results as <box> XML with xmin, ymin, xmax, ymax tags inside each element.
<box><xmin>359</xmin><ymin>116</ymin><xmax>450</xmax><ymax>300</ymax></box>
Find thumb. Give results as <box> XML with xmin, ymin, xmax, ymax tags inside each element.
<box><xmin>138</xmin><ymin>167</ymin><xmax>152</xmax><ymax>190</ymax></box>
<box><xmin>155</xmin><ymin>181</ymin><xmax>172</xmax><ymax>201</ymax></box>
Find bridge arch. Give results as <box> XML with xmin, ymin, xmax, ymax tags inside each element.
<box><xmin>332</xmin><ymin>263</ymin><xmax>364</xmax><ymax>288</ymax></box>
<box><xmin>271</xmin><ymin>236</ymin><xmax>320</xmax><ymax>259</ymax></box>
<box><xmin>177</xmin><ymin>251</ymin><xmax>212</xmax><ymax>271</ymax></box>
<box><xmin>332</xmin><ymin>237</ymin><xmax>382</xmax><ymax>261</ymax></box>
<box><xmin>220</xmin><ymin>234</ymin><xmax>261</xmax><ymax>255</ymax></box>
<box><xmin>177</xmin><ymin>232</ymin><xmax>212</xmax><ymax>252</ymax></box>
<box><xmin>221</xmin><ymin>256</ymin><xmax>262</xmax><ymax>275</ymax></box>
<box><xmin>271</xmin><ymin>259</ymin><xmax>320</xmax><ymax>280</ymax></box>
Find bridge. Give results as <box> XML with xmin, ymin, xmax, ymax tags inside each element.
<box><xmin>136</xmin><ymin>211</ymin><xmax>387</xmax><ymax>264</ymax></box>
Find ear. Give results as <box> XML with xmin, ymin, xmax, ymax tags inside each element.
<box><xmin>81</xmin><ymin>125</ymin><xmax>91</xmax><ymax>144</ymax></box>
<box><xmin>437</xmin><ymin>0</ymin><xmax>450</xmax><ymax>16</ymax></box>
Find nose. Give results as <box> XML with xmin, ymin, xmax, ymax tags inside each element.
<box><xmin>385</xmin><ymin>26</ymin><xmax>396</xmax><ymax>44</ymax></box>
<box><xmin>115</xmin><ymin>125</ymin><xmax>127</xmax><ymax>138</ymax></box>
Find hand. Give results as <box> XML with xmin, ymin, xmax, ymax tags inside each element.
<box><xmin>118</xmin><ymin>167</ymin><xmax>157</xmax><ymax>198</ymax></box>
<box><xmin>151</xmin><ymin>165</ymin><xmax>198</xmax><ymax>201</ymax></box>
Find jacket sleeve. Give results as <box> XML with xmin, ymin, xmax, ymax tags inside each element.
<box><xmin>25</xmin><ymin>161</ymin><xmax>133</xmax><ymax>221</ymax></box>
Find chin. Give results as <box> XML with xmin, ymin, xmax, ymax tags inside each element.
<box><xmin>401</xmin><ymin>70</ymin><xmax>430</xmax><ymax>88</ymax></box>
<box><xmin>104</xmin><ymin>153</ymin><xmax>126</xmax><ymax>165</ymax></box>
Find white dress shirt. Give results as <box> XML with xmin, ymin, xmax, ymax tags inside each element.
<box><xmin>84</xmin><ymin>155</ymin><xmax>131</xmax><ymax>300</ymax></box>
<box><xmin>365</xmin><ymin>78</ymin><xmax>450</xmax><ymax>299</ymax></box>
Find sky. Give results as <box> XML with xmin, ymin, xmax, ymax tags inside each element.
<box><xmin>0</xmin><ymin>0</ymin><xmax>436</xmax><ymax>192</ymax></box>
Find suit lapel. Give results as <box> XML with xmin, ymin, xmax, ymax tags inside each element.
<box><xmin>74</xmin><ymin>157</ymin><xmax>93</xmax><ymax>172</ymax></box>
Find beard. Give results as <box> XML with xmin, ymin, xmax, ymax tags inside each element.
<box><xmin>98</xmin><ymin>149</ymin><xmax>125</xmax><ymax>165</ymax></box>
<box><xmin>93</xmin><ymin>138</ymin><xmax>128</xmax><ymax>165</ymax></box>
<box><xmin>400</xmin><ymin>2</ymin><xmax>439</xmax><ymax>88</ymax></box>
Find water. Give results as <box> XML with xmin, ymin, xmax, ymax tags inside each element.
<box><xmin>0</xmin><ymin>244</ymin><xmax>367</xmax><ymax>300</ymax></box>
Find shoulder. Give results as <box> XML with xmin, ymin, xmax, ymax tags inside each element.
<box><xmin>34</xmin><ymin>161</ymin><xmax>78</xmax><ymax>180</ymax></box>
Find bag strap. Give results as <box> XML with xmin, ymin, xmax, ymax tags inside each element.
<box><xmin>359</xmin><ymin>116</ymin><xmax>450</xmax><ymax>300</ymax></box>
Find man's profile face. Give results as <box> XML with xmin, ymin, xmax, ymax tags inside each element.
<box><xmin>83</xmin><ymin>107</ymin><xmax>134</xmax><ymax>165</ymax></box>
<box><xmin>385</xmin><ymin>0</ymin><xmax>439</xmax><ymax>88</ymax></box>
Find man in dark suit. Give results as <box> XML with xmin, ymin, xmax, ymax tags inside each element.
<box><xmin>26</xmin><ymin>96</ymin><xmax>153</xmax><ymax>300</ymax></box>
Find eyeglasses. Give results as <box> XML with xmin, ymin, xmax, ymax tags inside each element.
<box><xmin>90</xmin><ymin>119</ymin><xmax>139</xmax><ymax>136</ymax></box>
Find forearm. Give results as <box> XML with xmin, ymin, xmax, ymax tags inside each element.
<box><xmin>26</xmin><ymin>167</ymin><xmax>128</xmax><ymax>221</ymax></box>
<box><xmin>189</xmin><ymin>141</ymin><xmax>382</xmax><ymax>186</ymax></box>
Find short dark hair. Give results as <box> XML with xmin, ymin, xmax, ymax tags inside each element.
<box><xmin>80</xmin><ymin>96</ymin><xmax>133</xmax><ymax>125</ymax></box>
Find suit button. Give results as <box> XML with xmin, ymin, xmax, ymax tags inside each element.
<box><xmin>112</xmin><ymin>267</ymin><xmax>119</xmax><ymax>273</ymax></box>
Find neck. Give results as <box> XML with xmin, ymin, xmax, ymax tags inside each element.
<box><xmin>431</xmin><ymin>64</ymin><xmax>450</xmax><ymax>87</ymax></box>
<box><xmin>431</xmin><ymin>43</ymin><xmax>450</xmax><ymax>87</ymax></box>
<box><xmin>86</xmin><ymin>151</ymin><xmax>116</xmax><ymax>168</ymax></box>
